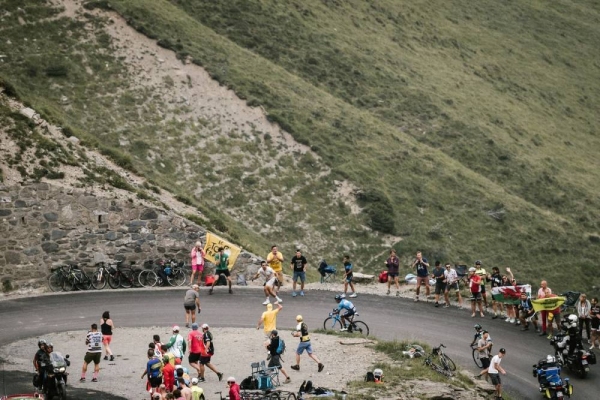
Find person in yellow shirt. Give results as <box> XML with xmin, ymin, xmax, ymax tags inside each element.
<box><xmin>257</xmin><ymin>303</ymin><xmax>283</xmax><ymax>336</ymax></box>
<box><xmin>267</xmin><ymin>245</ymin><xmax>284</xmax><ymax>292</ymax></box>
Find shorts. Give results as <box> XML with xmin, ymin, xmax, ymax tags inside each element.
<box><xmin>215</xmin><ymin>269</ymin><xmax>230</xmax><ymax>277</ymax></box>
<box><xmin>520</xmin><ymin>310</ymin><xmax>535</xmax><ymax>320</ymax></box>
<box><xmin>296</xmin><ymin>341</ymin><xmax>313</xmax><ymax>355</ymax></box>
<box><xmin>200</xmin><ymin>356</ymin><xmax>212</xmax><ymax>365</ymax></box>
<box><xmin>188</xmin><ymin>353</ymin><xmax>201</xmax><ymax>364</ymax></box>
<box><xmin>102</xmin><ymin>335</ymin><xmax>112</xmax><ymax>345</ymax></box>
<box><xmin>416</xmin><ymin>276</ymin><xmax>429</xmax><ymax>286</ymax></box>
<box><xmin>149</xmin><ymin>376</ymin><xmax>162</xmax><ymax>388</ymax></box>
<box><xmin>481</xmin><ymin>357</ymin><xmax>490</xmax><ymax>369</ymax></box>
<box><xmin>388</xmin><ymin>272</ymin><xmax>399</xmax><ymax>278</ymax></box>
<box><xmin>84</xmin><ymin>352</ymin><xmax>101</xmax><ymax>365</ymax></box>
<box><xmin>592</xmin><ymin>318</ymin><xmax>599</xmax><ymax>330</ymax></box>
<box><xmin>265</xmin><ymin>277</ymin><xmax>277</xmax><ymax>288</ymax></box>
<box><xmin>434</xmin><ymin>281</ymin><xmax>446</xmax><ymax>295</ymax></box>
<box><xmin>342</xmin><ymin>309</ymin><xmax>355</xmax><ymax>318</ymax></box>
<box><xmin>445</xmin><ymin>282</ymin><xmax>459</xmax><ymax>292</ymax></box>
<box><xmin>268</xmin><ymin>354</ymin><xmax>282</xmax><ymax>368</ymax></box>
<box><xmin>489</xmin><ymin>373</ymin><xmax>501</xmax><ymax>385</ymax></box>
<box><xmin>293</xmin><ymin>271</ymin><xmax>306</xmax><ymax>283</ymax></box>
<box><xmin>480</xmin><ymin>285</ymin><xmax>486</xmax><ymax>293</ymax></box>
<box><xmin>470</xmin><ymin>292</ymin><xmax>482</xmax><ymax>301</ymax></box>
<box><xmin>192</xmin><ymin>264</ymin><xmax>204</xmax><ymax>272</ymax></box>
<box><xmin>184</xmin><ymin>304</ymin><xmax>196</xmax><ymax>311</ymax></box>
<box><xmin>344</xmin><ymin>275</ymin><xmax>353</xmax><ymax>283</ymax></box>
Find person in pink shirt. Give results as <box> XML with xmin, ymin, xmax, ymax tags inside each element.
<box><xmin>187</xmin><ymin>323</ymin><xmax>203</xmax><ymax>379</ymax></box>
<box><xmin>190</xmin><ymin>241</ymin><xmax>205</xmax><ymax>286</ymax></box>
<box><xmin>537</xmin><ymin>280</ymin><xmax>551</xmax><ymax>336</ymax></box>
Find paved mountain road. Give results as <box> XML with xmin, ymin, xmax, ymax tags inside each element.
<box><xmin>0</xmin><ymin>288</ymin><xmax>597</xmax><ymax>399</ymax></box>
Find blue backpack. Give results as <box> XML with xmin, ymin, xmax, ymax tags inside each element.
<box><xmin>276</xmin><ymin>338</ymin><xmax>286</xmax><ymax>355</ymax></box>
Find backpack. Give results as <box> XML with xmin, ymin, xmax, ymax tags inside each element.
<box><xmin>299</xmin><ymin>380</ymin><xmax>313</xmax><ymax>394</ymax></box>
<box><xmin>204</xmin><ymin>331</ymin><xmax>214</xmax><ymax>355</ymax></box>
<box><xmin>240</xmin><ymin>375</ymin><xmax>258</xmax><ymax>390</ymax></box>
<box><xmin>378</xmin><ymin>270</ymin><xmax>388</xmax><ymax>283</ymax></box>
<box><xmin>276</xmin><ymin>338</ymin><xmax>286</xmax><ymax>355</ymax></box>
<box><xmin>365</xmin><ymin>371</ymin><xmax>375</xmax><ymax>382</ymax></box>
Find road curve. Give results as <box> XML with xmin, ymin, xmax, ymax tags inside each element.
<box><xmin>0</xmin><ymin>288</ymin><xmax>597</xmax><ymax>399</ymax></box>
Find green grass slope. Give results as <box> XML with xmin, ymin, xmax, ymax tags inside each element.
<box><xmin>0</xmin><ymin>0</ymin><xmax>598</xmax><ymax>293</ymax></box>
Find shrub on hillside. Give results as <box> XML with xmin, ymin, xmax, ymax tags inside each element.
<box><xmin>356</xmin><ymin>189</ymin><xmax>396</xmax><ymax>234</ymax></box>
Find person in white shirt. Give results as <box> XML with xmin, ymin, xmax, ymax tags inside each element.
<box><xmin>487</xmin><ymin>348</ymin><xmax>507</xmax><ymax>399</ymax></box>
<box><xmin>443</xmin><ymin>264</ymin><xmax>463</xmax><ymax>307</ymax></box>
<box><xmin>252</xmin><ymin>261</ymin><xmax>282</xmax><ymax>305</ymax></box>
<box><xmin>80</xmin><ymin>323</ymin><xmax>103</xmax><ymax>382</ymax></box>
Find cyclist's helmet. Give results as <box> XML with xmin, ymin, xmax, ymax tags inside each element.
<box><xmin>475</xmin><ymin>260</ymin><xmax>482</xmax><ymax>265</ymax></box>
<box><xmin>474</xmin><ymin>324</ymin><xmax>482</xmax><ymax>331</ymax></box>
<box><xmin>567</xmin><ymin>314</ymin><xmax>577</xmax><ymax>328</ymax></box>
<box><xmin>38</xmin><ymin>339</ymin><xmax>47</xmax><ymax>348</ymax></box>
<box><xmin>546</xmin><ymin>355</ymin><xmax>555</xmax><ymax>364</ymax></box>
<box><xmin>335</xmin><ymin>294</ymin><xmax>343</xmax><ymax>302</ymax></box>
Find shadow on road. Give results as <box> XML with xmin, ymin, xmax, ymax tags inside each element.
<box><xmin>0</xmin><ymin>370</ymin><xmax>126</xmax><ymax>400</ymax></box>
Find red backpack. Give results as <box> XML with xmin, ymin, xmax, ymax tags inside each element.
<box><xmin>378</xmin><ymin>270</ymin><xmax>388</xmax><ymax>283</ymax></box>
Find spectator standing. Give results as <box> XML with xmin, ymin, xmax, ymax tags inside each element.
<box><xmin>227</xmin><ymin>377</ymin><xmax>241</xmax><ymax>400</ymax></box>
<box><xmin>443</xmin><ymin>263</ymin><xmax>462</xmax><ymax>307</ymax></box>
<box><xmin>184</xmin><ymin>285</ymin><xmax>201</xmax><ymax>328</ymax></box>
<box><xmin>488</xmin><ymin>348</ymin><xmax>507</xmax><ymax>400</ymax></box>
<box><xmin>590</xmin><ymin>297</ymin><xmax>599</xmax><ymax>349</ymax></box>
<box><xmin>576</xmin><ymin>293</ymin><xmax>592</xmax><ymax>343</ymax></box>
<box><xmin>290</xmin><ymin>315</ymin><xmax>324</xmax><ymax>372</ymax></box>
<box><xmin>80</xmin><ymin>323</ymin><xmax>103</xmax><ymax>382</ymax></box>
<box><xmin>537</xmin><ymin>280</ymin><xmax>551</xmax><ymax>336</ymax></box>
<box><xmin>545</xmin><ymin>290</ymin><xmax>562</xmax><ymax>339</ymax></box>
<box><xmin>266</xmin><ymin>330</ymin><xmax>291</xmax><ymax>383</ymax></box>
<box><xmin>384</xmin><ymin>249</ymin><xmax>400</xmax><ymax>296</ymax></box>
<box><xmin>187</xmin><ymin>323</ymin><xmax>203</xmax><ymax>379</ymax></box>
<box><xmin>141</xmin><ymin>348</ymin><xmax>163</xmax><ymax>396</ymax></box>
<box><xmin>500</xmin><ymin>271</ymin><xmax>517</xmax><ymax>323</ymax></box>
<box><xmin>166</xmin><ymin>326</ymin><xmax>186</xmax><ymax>360</ymax></box>
<box><xmin>431</xmin><ymin>261</ymin><xmax>445</xmax><ymax>307</ymax></box>
<box><xmin>153</xmin><ymin>335</ymin><xmax>163</xmax><ymax>357</ymax></box>
<box><xmin>267</xmin><ymin>245</ymin><xmax>285</xmax><ymax>292</ymax></box>
<box><xmin>468</xmin><ymin>268</ymin><xmax>485</xmax><ymax>318</ymax></box>
<box><xmin>290</xmin><ymin>249</ymin><xmax>307</xmax><ymax>297</ymax></box>
<box><xmin>342</xmin><ymin>255</ymin><xmax>357</xmax><ymax>298</ymax></box>
<box><xmin>475</xmin><ymin>330</ymin><xmax>493</xmax><ymax>380</ymax></box>
<box><xmin>100</xmin><ymin>311</ymin><xmax>114</xmax><ymax>362</ymax></box>
<box><xmin>474</xmin><ymin>261</ymin><xmax>488</xmax><ymax>309</ymax></box>
<box><xmin>488</xmin><ymin>267</ymin><xmax>504</xmax><ymax>319</ymax></box>
<box><xmin>200</xmin><ymin>324</ymin><xmax>223</xmax><ymax>382</ymax></box>
<box><xmin>252</xmin><ymin>261</ymin><xmax>282</xmax><ymax>305</ymax></box>
<box><xmin>412</xmin><ymin>251</ymin><xmax>430</xmax><ymax>302</ymax></box>
<box><xmin>190</xmin><ymin>377</ymin><xmax>204</xmax><ymax>400</ymax></box>
<box><xmin>190</xmin><ymin>241</ymin><xmax>205</xmax><ymax>286</ymax></box>
<box><xmin>257</xmin><ymin>303</ymin><xmax>283</xmax><ymax>336</ymax></box>
<box><xmin>162</xmin><ymin>355</ymin><xmax>175</xmax><ymax>392</ymax></box>
<box><xmin>209</xmin><ymin>247</ymin><xmax>232</xmax><ymax>295</ymax></box>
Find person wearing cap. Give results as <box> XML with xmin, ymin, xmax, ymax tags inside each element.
<box><xmin>187</xmin><ymin>323</ymin><xmax>203</xmax><ymax>380</ymax></box>
<box><xmin>190</xmin><ymin>241</ymin><xmax>205</xmax><ymax>286</ymax></box>
<box><xmin>166</xmin><ymin>325</ymin><xmax>186</xmax><ymax>360</ymax></box>
<box><xmin>290</xmin><ymin>315</ymin><xmax>324</xmax><ymax>372</ymax></box>
<box><xmin>184</xmin><ymin>284</ymin><xmax>201</xmax><ymax>328</ymax></box>
<box><xmin>227</xmin><ymin>376</ymin><xmax>241</xmax><ymax>400</ymax></box>
<box><xmin>475</xmin><ymin>330</ymin><xmax>493</xmax><ymax>380</ymax></box>
<box><xmin>257</xmin><ymin>302</ymin><xmax>283</xmax><ymax>336</ymax></box>
<box><xmin>468</xmin><ymin>267</ymin><xmax>485</xmax><ymax>318</ymax></box>
<box><xmin>265</xmin><ymin>330</ymin><xmax>291</xmax><ymax>383</ymax></box>
<box><xmin>199</xmin><ymin>324</ymin><xmax>223</xmax><ymax>382</ymax></box>
<box><xmin>209</xmin><ymin>247</ymin><xmax>232</xmax><ymax>295</ymax></box>
<box><xmin>190</xmin><ymin>377</ymin><xmax>204</xmax><ymax>400</ymax></box>
<box><xmin>487</xmin><ymin>348</ymin><xmax>507</xmax><ymax>400</ymax></box>
<box><xmin>162</xmin><ymin>354</ymin><xmax>175</xmax><ymax>392</ymax></box>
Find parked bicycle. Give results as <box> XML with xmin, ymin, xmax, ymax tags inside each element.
<box><xmin>424</xmin><ymin>344</ymin><xmax>455</xmax><ymax>377</ymax></box>
<box><xmin>47</xmin><ymin>264</ymin><xmax>76</xmax><ymax>292</ymax></box>
<box><xmin>92</xmin><ymin>261</ymin><xmax>136</xmax><ymax>289</ymax></box>
<box><xmin>62</xmin><ymin>265</ymin><xmax>92</xmax><ymax>291</ymax></box>
<box><xmin>138</xmin><ymin>259</ymin><xmax>187</xmax><ymax>287</ymax></box>
<box><xmin>323</xmin><ymin>309</ymin><xmax>369</xmax><ymax>336</ymax></box>
<box><xmin>215</xmin><ymin>390</ymin><xmax>296</xmax><ymax>400</ymax></box>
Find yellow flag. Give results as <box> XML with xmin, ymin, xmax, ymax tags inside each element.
<box><xmin>203</xmin><ymin>232</ymin><xmax>241</xmax><ymax>269</ymax></box>
<box><xmin>531</xmin><ymin>297</ymin><xmax>566</xmax><ymax>312</ymax></box>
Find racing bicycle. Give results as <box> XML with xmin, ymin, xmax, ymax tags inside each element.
<box><xmin>323</xmin><ymin>309</ymin><xmax>369</xmax><ymax>336</ymax></box>
<box><xmin>424</xmin><ymin>344</ymin><xmax>455</xmax><ymax>377</ymax></box>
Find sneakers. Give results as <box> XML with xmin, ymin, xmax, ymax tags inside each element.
<box><xmin>396</xmin><ymin>291</ymin><xmax>400</xmax><ymax>297</ymax></box>
<box><xmin>284</xmin><ymin>377</ymin><xmax>291</xmax><ymax>384</ymax></box>
<box><xmin>318</xmin><ymin>363</ymin><xmax>324</xmax><ymax>372</ymax></box>
<box><xmin>349</xmin><ymin>293</ymin><xmax>357</xmax><ymax>298</ymax></box>
<box><xmin>198</xmin><ymin>377</ymin><xmax>205</xmax><ymax>382</ymax></box>
<box><xmin>103</xmin><ymin>355</ymin><xmax>108</xmax><ymax>361</ymax></box>
<box><xmin>217</xmin><ymin>372</ymin><xmax>223</xmax><ymax>381</ymax></box>
<box><xmin>110</xmin><ymin>355</ymin><xmax>114</xmax><ymax>361</ymax></box>
<box><xmin>414</xmin><ymin>296</ymin><xmax>419</xmax><ymax>302</ymax></box>
<box><xmin>471</xmin><ymin>313</ymin><xmax>476</xmax><ymax>318</ymax></box>
<box><xmin>79</xmin><ymin>378</ymin><xmax>86</xmax><ymax>383</ymax></box>
<box><xmin>434</xmin><ymin>302</ymin><xmax>439</xmax><ymax>307</ymax></box>
<box><xmin>340</xmin><ymin>327</ymin><xmax>348</xmax><ymax>332</ymax></box>
<box><xmin>547</xmin><ymin>334</ymin><xmax>553</xmax><ymax>339</ymax></box>
<box><xmin>276</xmin><ymin>296</ymin><xmax>283</xmax><ymax>303</ymax></box>
<box><xmin>209</xmin><ymin>288</ymin><xmax>213</xmax><ymax>295</ymax></box>
<box><xmin>492</xmin><ymin>314</ymin><xmax>498</xmax><ymax>319</ymax></box>
<box><xmin>291</xmin><ymin>365</ymin><xmax>300</xmax><ymax>371</ymax></box>
<box><xmin>505</xmin><ymin>317</ymin><xmax>511</xmax><ymax>322</ymax></box>
<box><xmin>521</xmin><ymin>327</ymin><xmax>529</xmax><ymax>331</ymax></box>
<box><xmin>91</xmin><ymin>378</ymin><xmax>98</xmax><ymax>382</ymax></box>
<box><xmin>292</xmin><ymin>292</ymin><xmax>297</xmax><ymax>297</ymax></box>
<box><xmin>262</xmin><ymin>299</ymin><xmax>270</xmax><ymax>305</ymax></box>
<box><xmin>590</xmin><ymin>345</ymin><xmax>596</xmax><ymax>350</ymax></box>
<box><xmin>300</xmin><ymin>291</ymin><xmax>305</xmax><ymax>296</ymax></box>
<box><xmin>443</xmin><ymin>304</ymin><xmax>450</xmax><ymax>308</ymax></box>
<box><xmin>386</xmin><ymin>290</ymin><xmax>390</xmax><ymax>295</ymax></box>
<box><xmin>229</xmin><ymin>289</ymin><xmax>233</xmax><ymax>294</ymax></box>
<box><xmin>539</xmin><ymin>331</ymin><xmax>547</xmax><ymax>336</ymax></box>
<box><xmin>509</xmin><ymin>318</ymin><xmax>515</xmax><ymax>323</ymax></box>
<box><xmin>185</xmin><ymin>323</ymin><xmax>190</xmax><ymax>328</ymax></box>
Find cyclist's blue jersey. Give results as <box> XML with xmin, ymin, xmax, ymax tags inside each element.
<box><xmin>337</xmin><ymin>299</ymin><xmax>356</xmax><ymax>312</ymax></box>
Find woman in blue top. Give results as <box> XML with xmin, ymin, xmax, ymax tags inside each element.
<box><xmin>342</xmin><ymin>255</ymin><xmax>357</xmax><ymax>298</ymax></box>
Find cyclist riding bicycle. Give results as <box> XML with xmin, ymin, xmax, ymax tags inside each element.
<box><xmin>334</xmin><ymin>294</ymin><xmax>356</xmax><ymax>331</ymax></box>
<box><xmin>470</xmin><ymin>324</ymin><xmax>485</xmax><ymax>347</ymax></box>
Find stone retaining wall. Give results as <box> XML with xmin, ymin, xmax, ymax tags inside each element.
<box><xmin>0</xmin><ymin>183</ymin><xmax>257</xmax><ymax>291</ymax></box>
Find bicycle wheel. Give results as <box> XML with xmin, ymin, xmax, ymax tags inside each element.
<box><xmin>323</xmin><ymin>316</ymin><xmax>343</xmax><ymax>332</ymax></box>
<box><xmin>107</xmin><ymin>270</ymin><xmax>121</xmax><ymax>289</ymax></box>
<box><xmin>138</xmin><ymin>270</ymin><xmax>158</xmax><ymax>287</ymax></box>
<box><xmin>267</xmin><ymin>393</ymin><xmax>281</xmax><ymax>400</ymax></box>
<box><xmin>167</xmin><ymin>269</ymin><xmax>187</xmax><ymax>286</ymax></box>
<box><xmin>48</xmin><ymin>272</ymin><xmax>64</xmax><ymax>292</ymax></box>
<box><xmin>440</xmin><ymin>354</ymin><xmax>456</xmax><ymax>371</ymax></box>
<box><xmin>472</xmin><ymin>348</ymin><xmax>483</xmax><ymax>368</ymax></box>
<box><xmin>351</xmin><ymin>321</ymin><xmax>370</xmax><ymax>337</ymax></box>
<box><xmin>91</xmin><ymin>269</ymin><xmax>107</xmax><ymax>290</ymax></box>
<box><xmin>131</xmin><ymin>268</ymin><xmax>143</xmax><ymax>288</ymax></box>
<box><xmin>75</xmin><ymin>270</ymin><xmax>92</xmax><ymax>290</ymax></box>
<box><xmin>62</xmin><ymin>273</ymin><xmax>76</xmax><ymax>291</ymax></box>
<box><xmin>119</xmin><ymin>268</ymin><xmax>134</xmax><ymax>288</ymax></box>
<box><xmin>286</xmin><ymin>393</ymin><xmax>297</xmax><ymax>400</ymax></box>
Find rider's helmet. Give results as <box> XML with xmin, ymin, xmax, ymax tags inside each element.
<box><xmin>546</xmin><ymin>355</ymin><xmax>555</xmax><ymax>364</ymax></box>
<box><xmin>567</xmin><ymin>314</ymin><xmax>577</xmax><ymax>328</ymax></box>
<box><xmin>474</xmin><ymin>324</ymin><xmax>482</xmax><ymax>331</ymax></box>
<box><xmin>335</xmin><ymin>294</ymin><xmax>343</xmax><ymax>302</ymax></box>
<box><xmin>296</xmin><ymin>315</ymin><xmax>303</xmax><ymax>322</ymax></box>
<box><xmin>475</xmin><ymin>260</ymin><xmax>482</xmax><ymax>265</ymax></box>
<box><xmin>38</xmin><ymin>339</ymin><xmax>47</xmax><ymax>348</ymax></box>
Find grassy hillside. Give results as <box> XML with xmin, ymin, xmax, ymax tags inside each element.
<box><xmin>1</xmin><ymin>0</ymin><xmax>598</xmax><ymax>293</ymax></box>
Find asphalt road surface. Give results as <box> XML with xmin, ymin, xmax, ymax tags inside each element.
<box><xmin>0</xmin><ymin>287</ymin><xmax>597</xmax><ymax>399</ymax></box>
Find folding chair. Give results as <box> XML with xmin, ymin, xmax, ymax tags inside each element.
<box><xmin>250</xmin><ymin>360</ymin><xmax>280</xmax><ymax>389</ymax></box>
<box><xmin>318</xmin><ymin>260</ymin><xmax>337</xmax><ymax>283</ymax></box>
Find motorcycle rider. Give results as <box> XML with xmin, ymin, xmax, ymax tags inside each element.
<box><xmin>33</xmin><ymin>339</ymin><xmax>47</xmax><ymax>390</ymax></box>
<box><xmin>38</xmin><ymin>342</ymin><xmax>55</xmax><ymax>392</ymax></box>
<box><xmin>557</xmin><ymin>314</ymin><xmax>583</xmax><ymax>360</ymax></box>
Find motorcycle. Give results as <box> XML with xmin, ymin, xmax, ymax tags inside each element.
<box><xmin>42</xmin><ymin>352</ymin><xmax>70</xmax><ymax>400</ymax></box>
<box><xmin>551</xmin><ymin>334</ymin><xmax>596</xmax><ymax>378</ymax></box>
<box><xmin>533</xmin><ymin>357</ymin><xmax>573</xmax><ymax>399</ymax></box>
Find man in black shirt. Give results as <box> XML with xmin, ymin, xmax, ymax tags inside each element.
<box><xmin>488</xmin><ymin>267</ymin><xmax>504</xmax><ymax>320</ymax></box>
<box><xmin>290</xmin><ymin>250</ymin><xmax>307</xmax><ymax>297</ymax></box>
<box><xmin>265</xmin><ymin>330</ymin><xmax>291</xmax><ymax>383</ymax></box>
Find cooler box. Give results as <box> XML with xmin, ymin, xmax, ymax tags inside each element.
<box><xmin>257</xmin><ymin>374</ymin><xmax>273</xmax><ymax>390</ymax></box>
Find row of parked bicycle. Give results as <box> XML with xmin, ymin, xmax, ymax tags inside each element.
<box><xmin>46</xmin><ymin>260</ymin><xmax>188</xmax><ymax>292</ymax></box>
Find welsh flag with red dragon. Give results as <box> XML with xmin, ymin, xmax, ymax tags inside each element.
<box><xmin>491</xmin><ymin>284</ymin><xmax>532</xmax><ymax>305</ymax></box>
